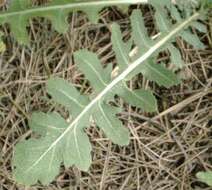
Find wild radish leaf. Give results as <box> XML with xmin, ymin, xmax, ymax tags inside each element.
<box><xmin>152</xmin><ymin>3</ymin><xmax>206</xmax><ymax>68</ymax></box>
<box><xmin>12</xmin><ymin>4</ymin><xmax>203</xmax><ymax>187</ymax></box>
<box><xmin>191</xmin><ymin>21</ymin><xmax>207</xmax><ymax>33</ymax></box>
<box><xmin>29</xmin><ymin>112</ymin><xmax>67</xmax><ymax>136</ymax></box>
<box><xmin>14</xmin><ymin>138</ymin><xmax>62</xmax><ymax>186</ymax></box>
<box><xmin>6</xmin><ymin>0</ymin><xmax>31</xmax><ymax>43</ymax></box>
<box><xmin>129</xmin><ymin>10</ymin><xmax>181</xmax><ymax>86</ymax></box>
<box><xmin>0</xmin><ymin>0</ymin><xmax>148</xmax><ymax>44</ymax></box>
<box><xmin>111</xmin><ymin>23</ymin><xmax>132</xmax><ymax>71</ymax></box>
<box><xmin>14</xmin><ymin>112</ymin><xmax>68</xmax><ymax>185</ymax></box>
<box><xmin>0</xmin><ymin>0</ymin><xmax>205</xmax><ymax>46</ymax></box>
<box><xmin>130</xmin><ymin>10</ymin><xmax>153</xmax><ymax>52</ymax></box>
<box><xmin>112</xmin><ymin>11</ymin><xmax>180</xmax><ymax>87</ymax></box>
<box><xmin>14</xmin><ymin>112</ymin><xmax>92</xmax><ymax>185</ymax></box>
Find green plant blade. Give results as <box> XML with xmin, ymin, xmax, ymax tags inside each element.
<box><xmin>29</xmin><ymin>112</ymin><xmax>67</xmax><ymax>136</ymax></box>
<box><xmin>13</xmin><ymin>112</ymin><xmax>67</xmax><ymax>185</ymax></box>
<box><xmin>0</xmin><ymin>0</ymin><xmax>148</xmax><ymax>44</ymax></box>
<box><xmin>152</xmin><ymin>1</ymin><xmax>206</xmax><ymax>67</ymax></box>
<box><xmin>12</xmin><ymin>10</ymin><xmax>201</xmax><ymax>186</ymax></box>
<box><xmin>13</xmin><ymin>138</ymin><xmax>62</xmax><ymax>185</ymax></box>
<box><xmin>180</xmin><ymin>30</ymin><xmax>205</xmax><ymax>49</ymax></box>
<box><xmin>191</xmin><ymin>21</ymin><xmax>207</xmax><ymax>33</ymax></box>
<box><xmin>62</xmin><ymin>124</ymin><xmax>92</xmax><ymax>171</ymax></box>
<box><xmin>140</xmin><ymin>60</ymin><xmax>181</xmax><ymax>87</ymax></box>
<box><xmin>168</xmin><ymin>44</ymin><xmax>184</xmax><ymax>69</ymax></box>
<box><xmin>119</xmin><ymin>83</ymin><xmax>157</xmax><ymax>112</ymax></box>
<box><xmin>131</xmin><ymin>10</ymin><xmax>153</xmax><ymax>52</ymax></box>
<box><xmin>196</xmin><ymin>171</ymin><xmax>212</xmax><ymax>186</ymax></box>
<box><xmin>74</xmin><ymin>50</ymin><xmax>110</xmax><ymax>93</ymax></box>
<box><xmin>111</xmin><ymin>23</ymin><xmax>131</xmax><ymax>71</ymax></box>
<box><xmin>93</xmin><ymin>103</ymin><xmax>130</xmax><ymax>146</ymax></box>
<box><xmin>13</xmin><ymin>111</ymin><xmax>92</xmax><ymax>185</ymax></box>
<box><xmin>47</xmin><ymin>77</ymin><xmax>89</xmax><ymax>116</ymax></box>
<box><xmin>7</xmin><ymin>0</ymin><xmax>31</xmax><ymax>43</ymax></box>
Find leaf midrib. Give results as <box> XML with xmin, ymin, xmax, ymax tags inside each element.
<box><xmin>25</xmin><ymin>12</ymin><xmax>200</xmax><ymax>173</ymax></box>
<box><xmin>0</xmin><ymin>0</ymin><xmax>148</xmax><ymax>18</ymax></box>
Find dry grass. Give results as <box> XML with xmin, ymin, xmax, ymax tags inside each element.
<box><xmin>0</xmin><ymin>4</ymin><xmax>212</xmax><ymax>190</ymax></box>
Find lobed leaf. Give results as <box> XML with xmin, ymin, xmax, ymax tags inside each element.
<box><xmin>119</xmin><ymin>83</ymin><xmax>157</xmax><ymax>112</ymax></box>
<box><xmin>12</xmin><ymin>3</ymin><xmax>203</xmax><ymax>186</ymax></box>
<box><xmin>0</xmin><ymin>0</ymin><xmax>148</xmax><ymax>44</ymax></box>
<box><xmin>47</xmin><ymin>77</ymin><xmax>89</xmax><ymax>116</ymax></box>
<box><xmin>140</xmin><ymin>60</ymin><xmax>181</xmax><ymax>87</ymax></box>
<box><xmin>152</xmin><ymin>0</ymin><xmax>206</xmax><ymax>68</ymax></box>
<box><xmin>93</xmin><ymin>103</ymin><xmax>130</xmax><ymax>145</ymax></box>
<box><xmin>74</xmin><ymin>50</ymin><xmax>110</xmax><ymax>93</ymax></box>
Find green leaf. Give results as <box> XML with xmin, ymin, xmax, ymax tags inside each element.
<box><xmin>170</xmin><ymin>5</ymin><xmax>182</xmax><ymax>22</ymax></box>
<box><xmin>13</xmin><ymin>138</ymin><xmax>62</xmax><ymax>186</ymax></box>
<box><xmin>154</xmin><ymin>4</ymin><xmax>172</xmax><ymax>33</ymax></box>
<box><xmin>12</xmin><ymin>10</ymin><xmax>201</xmax><ymax>186</ymax></box>
<box><xmin>168</xmin><ymin>44</ymin><xmax>184</xmax><ymax>69</ymax></box>
<box><xmin>0</xmin><ymin>0</ymin><xmax>147</xmax><ymax>44</ymax></box>
<box><xmin>140</xmin><ymin>59</ymin><xmax>181</xmax><ymax>87</ymax></box>
<box><xmin>119</xmin><ymin>83</ymin><xmax>157</xmax><ymax>112</ymax></box>
<box><xmin>62</xmin><ymin>123</ymin><xmax>92</xmax><ymax>171</ymax></box>
<box><xmin>83</xmin><ymin>7</ymin><xmax>103</xmax><ymax>24</ymax></box>
<box><xmin>74</xmin><ymin>50</ymin><xmax>110</xmax><ymax>93</ymax></box>
<box><xmin>29</xmin><ymin>112</ymin><xmax>67</xmax><ymax>136</ymax></box>
<box><xmin>152</xmin><ymin>1</ymin><xmax>206</xmax><ymax>67</ymax></box>
<box><xmin>149</xmin><ymin>0</ymin><xmax>171</xmax><ymax>6</ymax></box>
<box><xmin>196</xmin><ymin>171</ymin><xmax>212</xmax><ymax>186</ymax></box>
<box><xmin>13</xmin><ymin>111</ymin><xmax>92</xmax><ymax>185</ymax></box>
<box><xmin>111</xmin><ymin>23</ymin><xmax>131</xmax><ymax>71</ymax></box>
<box><xmin>7</xmin><ymin>0</ymin><xmax>31</xmax><ymax>44</ymax></box>
<box><xmin>131</xmin><ymin>10</ymin><xmax>153</xmax><ymax>52</ymax></box>
<box><xmin>93</xmin><ymin>103</ymin><xmax>130</xmax><ymax>146</ymax></box>
<box><xmin>180</xmin><ymin>30</ymin><xmax>205</xmax><ymax>49</ymax></box>
<box><xmin>14</xmin><ymin>112</ymin><xmax>67</xmax><ymax>185</ymax></box>
<box><xmin>191</xmin><ymin>21</ymin><xmax>207</xmax><ymax>33</ymax></box>
<box><xmin>0</xmin><ymin>0</ymin><xmax>207</xmax><ymax>45</ymax></box>
<box><xmin>47</xmin><ymin>77</ymin><xmax>89</xmax><ymax>116</ymax></box>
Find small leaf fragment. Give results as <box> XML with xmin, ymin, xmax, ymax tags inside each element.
<box><xmin>74</xmin><ymin>50</ymin><xmax>110</xmax><ymax>93</ymax></box>
<box><xmin>119</xmin><ymin>84</ymin><xmax>157</xmax><ymax>112</ymax></box>
<box><xmin>168</xmin><ymin>44</ymin><xmax>184</xmax><ymax>69</ymax></box>
<box><xmin>47</xmin><ymin>77</ymin><xmax>89</xmax><ymax>116</ymax></box>
<box><xmin>93</xmin><ymin>102</ymin><xmax>130</xmax><ymax>146</ymax></box>
<box><xmin>196</xmin><ymin>171</ymin><xmax>212</xmax><ymax>186</ymax></box>
<box><xmin>139</xmin><ymin>59</ymin><xmax>181</xmax><ymax>87</ymax></box>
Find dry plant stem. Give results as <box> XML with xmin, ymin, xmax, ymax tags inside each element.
<box><xmin>8</xmin><ymin>94</ymin><xmax>29</xmax><ymax>120</ymax></box>
<box><xmin>136</xmin><ymin>87</ymin><xmax>212</xmax><ymax>131</ymax></box>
